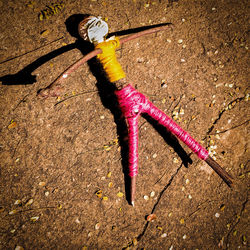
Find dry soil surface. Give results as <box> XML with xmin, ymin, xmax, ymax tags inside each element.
<box><xmin>0</xmin><ymin>0</ymin><xmax>249</xmax><ymax>249</ymax></box>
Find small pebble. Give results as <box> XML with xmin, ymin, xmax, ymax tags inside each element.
<box><xmin>15</xmin><ymin>246</ymin><xmax>24</xmax><ymax>250</ymax></box>
<box><xmin>161</xmin><ymin>233</ymin><xmax>167</xmax><ymax>238</ymax></box>
<box><xmin>150</xmin><ymin>191</ymin><xmax>155</xmax><ymax>197</ymax></box>
<box><xmin>30</xmin><ymin>216</ymin><xmax>39</xmax><ymax>222</ymax></box>
<box><xmin>188</xmin><ymin>194</ymin><xmax>192</xmax><ymax>199</ymax></box>
<box><xmin>95</xmin><ymin>223</ymin><xmax>100</xmax><ymax>230</ymax></box>
<box><xmin>14</xmin><ymin>200</ymin><xmax>21</xmax><ymax>205</ymax></box>
<box><xmin>62</xmin><ymin>74</ymin><xmax>68</xmax><ymax>78</ymax></box>
<box><xmin>185</xmin><ymin>179</ymin><xmax>190</xmax><ymax>184</ymax></box>
<box><xmin>100</xmin><ymin>115</ymin><xmax>105</xmax><ymax>119</ymax></box>
<box><xmin>45</xmin><ymin>191</ymin><xmax>49</xmax><ymax>197</ymax></box>
<box><xmin>153</xmin><ymin>153</ymin><xmax>157</xmax><ymax>158</ymax></box>
<box><xmin>25</xmin><ymin>198</ymin><xmax>34</xmax><ymax>206</ymax></box>
<box><xmin>39</xmin><ymin>181</ymin><xmax>46</xmax><ymax>187</ymax></box>
<box><xmin>173</xmin><ymin>157</ymin><xmax>179</xmax><ymax>164</ymax></box>
<box><xmin>178</xmin><ymin>39</ymin><xmax>183</xmax><ymax>44</ymax></box>
<box><xmin>180</xmin><ymin>58</ymin><xmax>186</xmax><ymax>63</ymax></box>
<box><xmin>183</xmin><ymin>234</ymin><xmax>187</xmax><ymax>239</ymax></box>
<box><xmin>144</xmin><ymin>195</ymin><xmax>149</xmax><ymax>201</ymax></box>
<box><xmin>215</xmin><ymin>212</ymin><xmax>220</xmax><ymax>218</ymax></box>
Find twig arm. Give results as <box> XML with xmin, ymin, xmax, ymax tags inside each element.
<box><xmin>38</xmin><ymin>23</ymin><xmax>173</xmax><ymax>98</ymax></box>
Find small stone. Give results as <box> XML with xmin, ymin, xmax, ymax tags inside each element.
<box><xmin>150</xmin><ymin>191</ymin><xmax>155</xmax><ymax>197</ymax></box>
<box><xmin>180</xmin><ymin>58</ymin><xmax>186</xmax><ymax>63</ymax></box>
<box><xmin>183</xmin><ymin>234</ymin><xmax>187</xmax><ymax>239</ymax></box>
<box><xmin>30</xmin><ymin>216</ymin><xmax>39</xmax><ymax>222</ymax></box>
<box><xmin>153</xmin><ymin>153</ymin><xmax>157</xmax><ymax>158</ymax></box>
<box><xmin>173</xmin><ymin>157</ymin><xmax>179</xmax><ymax>164</ymax></box>
<box><xmin>14</xmin><ymin>200</ymin><xmax>22</xmax><ymax>205</ymax></box>
<box><xmin>144</xmin><ymin>195</ymin><xmax>149</xmax><ymax>201</ymax></box>
<box><xmin>178</xmin><ymin>39</ymin><xmax>183</xmax><ymax>44</ymax></box>
<box><xmin>15</xmin><ymin>246</ymin><xmax>24</xmax><ymax>250</ymax></box>
<box><xmin>167</xmin><ymin>39</ymin><xmax>171</xmax><ymax>43</ymax></box>
<box><xmin>45</xmin><ymin>191</ymin><xmax>49</xmax><ymax>197</ymax></box>
<box><xmin>185</xmin><ymin>179</ymin><xmax>190</xmax><ymax>184</ymax></box>
<box><xmin>188</xmin><ymin>194</ymin><xmax>192</xmax><ymax>199</ymax></box>
<box><xmin>95</xmin><ymin>223</ymin><xmax>100</xmax><ymax>230</ymax></box>
<box><xmin>100</xmin><ymin>115</ymin><xmax>105</xmax><ymax>119</ymax></box>
<box><xmin>161</xmin><ymin>233</ymin><xmax>167</xmax><ymax>238</ymax></box>
<box><xmin>215</xmin><ymin>212</ymin><xmax>220</xmax><ymax>218</ymax></box>
<box><xmin>180</xmin><ymin>218</ymin><xmax>185</xmax><ymax>224</ymax></box>
<box><xmin>39</xmin><ymin>181</ymin><xmax>46</xmax><ymax>187</ymax></box>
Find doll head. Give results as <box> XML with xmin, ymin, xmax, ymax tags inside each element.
<box><xmin>78</xmin><ymin>16</ymin><xmax>108</xmax><ymax>44</ymax></box>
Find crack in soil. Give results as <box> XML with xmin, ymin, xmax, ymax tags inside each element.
<box><xmin>205</xmin><ymin>97</ymin><xmax>245</xmax><ymax>138</ymax></box>
<box><xmin>136</xmin><ymin>163</ymin><xmax>183</xmax><ymax>242</ymax></box>
<box><xmin>225</xmin><ymin>193</ymin><xmax>248</xmax><ymax>249</ymax></box>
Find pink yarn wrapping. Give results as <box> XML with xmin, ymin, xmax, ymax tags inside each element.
<box><xmin>115</xmin><ymin>84</ymin><xmax>209</xmax><ymax>177</ymax></box>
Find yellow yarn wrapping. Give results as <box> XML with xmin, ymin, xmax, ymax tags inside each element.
<box><xmin>95</xmin><ymin>37</ymin><xmax>126</xmax><ymax>82</ymax></box>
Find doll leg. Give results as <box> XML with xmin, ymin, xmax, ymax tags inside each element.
<box><xmin>126</xmin><ymin>116</ymin><xmax>139</xmax><ymax>205</ymax></box>
<box><xmin>143</xmin><ymin>97</ymin><xmax>233</xmax><ymax>186</ymax></box>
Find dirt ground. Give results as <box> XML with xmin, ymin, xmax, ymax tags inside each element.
<box><xmin>0</xmin><ymin>0</ymin><xmax>249</xmax><ymax>249</ymax></box>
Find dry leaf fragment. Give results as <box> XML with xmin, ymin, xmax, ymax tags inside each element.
<box><xmin>40</xmin><ymin>30</ymin><xmax>50</xmax><ymax>36</ymax></box>
<box><xmin>107</xmin><ymin>172</ymin><xmax>112</xmax><ymax>178</ymax></box>
<box><xmin>95</xmin><ymin>190</ymin><xmax>102</xmax><ymax>198</ymax></box>
<box><xmin>180</xmin><ymin>218</ymin><xmax>185</xmax><ymax>224</ymax></box>
<box><xmin>102</xmin><ymin>196</ymin><xmax>108</xmax><ymax>201</ymax></box>
<box><xmin>25</xmin><ymin>198</ymin><xmax>34</xmax><ymax>206</ymax></box>
<box><xmin>220</xmin><ymin>204</ymin><xmax>225</xmax><ymax>211</ymax></box>
<box><xmin>8</xmin><ymin>121</ymin><xmax>17</xmax><ymax>129</ymax></box>
<box><xmin>9</xmin><ymin>209</ymin><xmax>18</xmax><ymax>215</ymax></box>
<box><xmin>117</xmin><ymin>191</ymin><xmax>124</xmax><ymax>198</ymax></box>
<box><xmin>14</xmin><ymin>200</ymin><xmax>22</xmax><ymax>205</ymax></box>
<box><xmin>132</xmin><ymin>238</ymin><xmax>138</xmax><ymax>246</ymax></box>
<box><xmin>147</xmin><ymin>214</ymin><xmax>157</xmax><ymax>222</ymax></box>
<box><xmin>95</xmin><ymin>223</ymin><xmax>100</xmax><ymax>230</ymax></box>
<box><xmin>30</xmin><ymin>216</ymin><xmax>39</xmax><ymax>222</ymax></box>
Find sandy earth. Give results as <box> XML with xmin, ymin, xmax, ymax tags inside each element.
<box><xmin>0</xmin><ymin>0</ymin><xmax>249</xmax><ymax>249</ymax></box>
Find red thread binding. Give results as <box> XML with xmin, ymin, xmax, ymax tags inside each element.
<box><xmin>116</xmin><ymin>84</ymin><xmax>209</xmax><ymax>177</ymax></box>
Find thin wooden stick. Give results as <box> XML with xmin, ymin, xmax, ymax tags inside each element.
<box><xmin>205</xmin><ymin>156</ymin><xmax>233</xmax><ymax>187</ymax></box>
<box><xmin>37</xmin><ymin>23</ymin><xmax>173</xmax><ymax>98</ymax></box>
